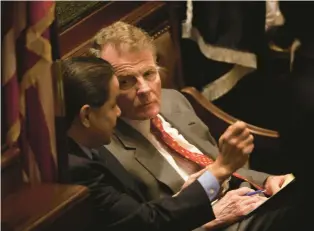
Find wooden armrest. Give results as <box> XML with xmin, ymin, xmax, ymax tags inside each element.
<box><xmin>2</xmin><ymin>184</ymin><xmax>91</xmax><ymax>231</ymax></box>
<box><xmin>181</xmin><ymin>87</ymin><xmax>279</xmax><ymax>138</ymax></box>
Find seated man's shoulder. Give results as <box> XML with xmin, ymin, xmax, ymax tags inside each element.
<box><xmin>104</xmin><ymin>133</ymin><xmax>124</xmax><ymax>152</ymax></box>
<box><xmin>161</xmin><ymin>88</ymin><xmax>191</xmax><ymax>105</ymax></box>
<box><xmin>161</xmin><ymin>88</ymin><xmax>184</xmax><ymax>99</ymax></box>
<box><xmin>68</xmin><ymin>150</ymin><xmax>110</xmax><ymax>174</ymax></box>
<box><xmin>161</xmin><ymin>88</ymin><xmax>192</xmax><ymax>110</ymax></box>
<box><xmin>68</xmin><ymin>153</ymin><xmax>90</xmax><ymax>168</ymax></box>
<box><xmin>68</xmin><ymin>154</ymin><xmax>99</xmax><ymax>181</ymax></box>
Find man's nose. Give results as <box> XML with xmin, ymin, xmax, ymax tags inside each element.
<box><xmin>136</xmin><ymin>77</ymin><xmax>151</xmax><ymax>95</ymax></box>
<box><xmin>116</xmin><ymin>105</ymin><xmax>121</xmax><ymax>117</ymax></box>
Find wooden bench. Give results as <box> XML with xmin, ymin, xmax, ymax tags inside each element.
<box><xmin>1</xmin><ymin>147</ymin><xmax>92</xmax><ymax>231</ymax></box>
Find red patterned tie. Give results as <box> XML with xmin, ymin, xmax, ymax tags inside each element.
<box><xmin>151</xmin><ymin>116</ymin><xmax>263</xmax><ymax>190</ymax></box>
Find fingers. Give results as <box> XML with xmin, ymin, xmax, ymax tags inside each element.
<box><xmin>238</xmin><ymin>135</ymin><xmax>255</xmax><ymax>155</ymax></box>
<box><xmin>227</xmin><ymin>121</ymin><xmax>248</xmax><ymax>138</ymax></box>
<box><xmin>219</xmin><ymin>121</ymin><xmax>250</xmax><ymax>147</ymax></box>
<box><xmin>229</xmin><ymin>187</ymin><xmax>255</xmax><ymax>196</ymax></box>
<box><xmin>266</xmin><ymin>183</ymin><xmax>281</xmax><ymax>195</ymax></box>
<box><xmin>228</xmin><ymin>133</ymin><xmax>254</xmax><ymax>155</ymax></box>
<box><xmin>241</xmin><ymin>196</ymin><xmax>268</xmax><ymax>215</ymax></box>
<box><xmin>240</xmin><ymin>195</ymin><xmax>266</xmax><ymax>207</ymax></box>
<box><xmin>265</xmin><ymin>176</ymin><xmax>285</xmax><ymax>195</ymax></box>
<box><xmin>217</xmin><ymin>121</ymin><xmax>254</xmax><ymax>174</ymax></box>
<box><xmin>279</xmin><ymin>175</ymin><xmax>288</xmax><ymax>187</ymax></box>
<box><xmin>235</xmin><ymin>129</ymin><xmax>250</xmax><ymax>143</ymax></box>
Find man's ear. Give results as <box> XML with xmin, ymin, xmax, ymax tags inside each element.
<box><xmin>79</xmin><ymin>105</ymin><xmax>91</xmax><ymax>128</ymax></box>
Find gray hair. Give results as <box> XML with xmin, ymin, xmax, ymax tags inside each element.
<box><xmin>89</xmin><ymin>21</ymin><xmax>156</xmax><ymax>58</ymax></box>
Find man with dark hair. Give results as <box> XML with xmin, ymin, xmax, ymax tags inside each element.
<box><xmin>62</xmin><ymin>57</ymin><xmax>117</xmax><ymax>134</ymax></box>
<box><xmin>63</xmin><ymin>56</ymin><xmax>265</xmax><ymax>231</ymax></box>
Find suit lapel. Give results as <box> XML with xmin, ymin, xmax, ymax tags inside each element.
<box><xmin>67</xmin><ymin>137</ymin><xmax>145</xmax><ymax>200</ymax></box>
<box><xmin>114</xmin><ymin>119</ymin><xmax>184</xmax><ymax>193</ymax></box>
<box><xmin>160</xmin><ymin>90</ymin><xmax>219</xmax><ymax>159</ymax></box>
<box><xmin>97</xmin><ymin>146</ymin><xmax>147</xmax><ymax>200</ymax></box>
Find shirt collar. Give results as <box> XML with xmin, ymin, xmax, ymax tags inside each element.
<box><xmin>78</xmin><ymin>143</ymin><xmax>98</xmax><ymax>160</ymax></box>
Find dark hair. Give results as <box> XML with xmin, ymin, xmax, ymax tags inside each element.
<box><xmin>61</xmin><ymin>56</ymin><xmax>114</xmax><ymax>128</ymax></box>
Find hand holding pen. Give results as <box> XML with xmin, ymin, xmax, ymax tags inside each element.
<box><xmin>245</xmin><ymin>189</ymin><xmax>266</xmax><ymax>196</ymax></box>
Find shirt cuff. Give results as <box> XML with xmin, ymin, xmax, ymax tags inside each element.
<box><xmin>197</xmin><ymin>171</ymin><xmax>220</xmax><ymax>202</ymax></box>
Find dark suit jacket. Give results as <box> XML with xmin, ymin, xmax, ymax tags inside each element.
<box><xmin>106</xmin><ymin>89</ymin><xmax>270</xmax><ymax>200</ymax></box>
<box><xmin>67</xmin><ymin>138</ymin><xmax>215</xmax><ymax>231</ymax></box>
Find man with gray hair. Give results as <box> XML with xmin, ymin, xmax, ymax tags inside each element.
<box><xmin>90</xmin><ymin>21</ymin><xmax>297</xmax><ymax>231</ymax></box>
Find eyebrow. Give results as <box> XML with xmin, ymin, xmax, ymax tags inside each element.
<box><xmin>142</xmin><ymin>66</ymin><xmax>158</xmax><ymax>72</ymax></box>
<box><xmin>116</xmin><ymin>73</ymin><xmax>136</xmax><ymax>78</ymax></box>
<box><xmin>115</xmin><ymin>66</ymin><xmax>157</xmax><ymax>77</ymax></box>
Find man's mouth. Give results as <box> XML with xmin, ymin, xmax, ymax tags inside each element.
<box><xmin>141</xmin><ymin>102</ymin><xmax>153</xmax><ymax>107</ymax></box>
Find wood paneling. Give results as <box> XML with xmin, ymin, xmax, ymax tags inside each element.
<box><xmin>59</xmin><ymin>1</ymin><xmax>144</xmax><ymax>58</ymax></box>
<box><xmin>59</xmin><ymin>1</ymin><xmax>170</xmax><ymax>58</ymax></box>
<box><xmin>56</xmin><ymin>1</ymin><xmax>108</xmax><ymax>32</ymax></box>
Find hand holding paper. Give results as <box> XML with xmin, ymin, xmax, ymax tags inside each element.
<box><xmin>264</xmin><ymin>173</ymin><xmax>295</xmax><ymax>196</ymax></box>
<box><xmin>244</xmin><ymin>173</ymin><xmax>296</xmax><ymax>216</ymax></box>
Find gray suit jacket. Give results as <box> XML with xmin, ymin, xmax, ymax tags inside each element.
<box><xmin>105</xmin><ymin>89</ymin><xmax>270</xmax><ymax>200</ymax></box>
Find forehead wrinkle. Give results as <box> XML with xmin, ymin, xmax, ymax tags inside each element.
<box><xmin>114</xmin><ymin>64</ymin><xmax>157</xmax><ymax>77</ymax></box>
<box><xmin>113</xmin><ymin>63</ymin><xmax>137</xmax><ymax>75</ymax></box>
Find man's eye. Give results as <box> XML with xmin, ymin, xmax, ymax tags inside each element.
<box><xmin>119</xmin><ymin>79</ymin><xmax>130</xmax><ymax>85</ymax></box>
<box><xmin>143</xmin><ymin>70</ymin><xmax>157</xmax><ymax>79</ymax></box>
<box><xmin>118</xmin><ymin>77</ymin><xmax>136</xmax><ymax>90</ymax></box>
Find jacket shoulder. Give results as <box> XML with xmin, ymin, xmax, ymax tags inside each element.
<box><xmin>161</xmin><ymin>88</ymin><xmax>194</xmax><ymax>111</ymax></box>
<box><xmin>161</xmin><ymin>88</ymin><xmax>185</xmax><ymax>100</ymax></box>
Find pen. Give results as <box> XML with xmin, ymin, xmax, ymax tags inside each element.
<box><xmin>245</xmin><ymin>189</ymin><xmax>266</xmax><ymax>196</ymax></box>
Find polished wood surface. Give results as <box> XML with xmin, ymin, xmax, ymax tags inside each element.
<box><xmin>2</xmin><ymin>184</ymin><xmax>90</xmax><ymax>231</ymax></box>
<box><xmin>1</xmin><ymin>145</ymin><xmax>92</xmax><ymax>231</ymax></box>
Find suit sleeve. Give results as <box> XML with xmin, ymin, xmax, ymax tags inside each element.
<box><xmin>69</xmin><ymin>161</ymin><xmax>215</xmax><ymax>231</ymax></box>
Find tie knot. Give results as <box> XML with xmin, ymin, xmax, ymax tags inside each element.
<box><xmin>151</xmin><ymin>116</ymin><xmax>162</xmax><ymax>127</ymax></box>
